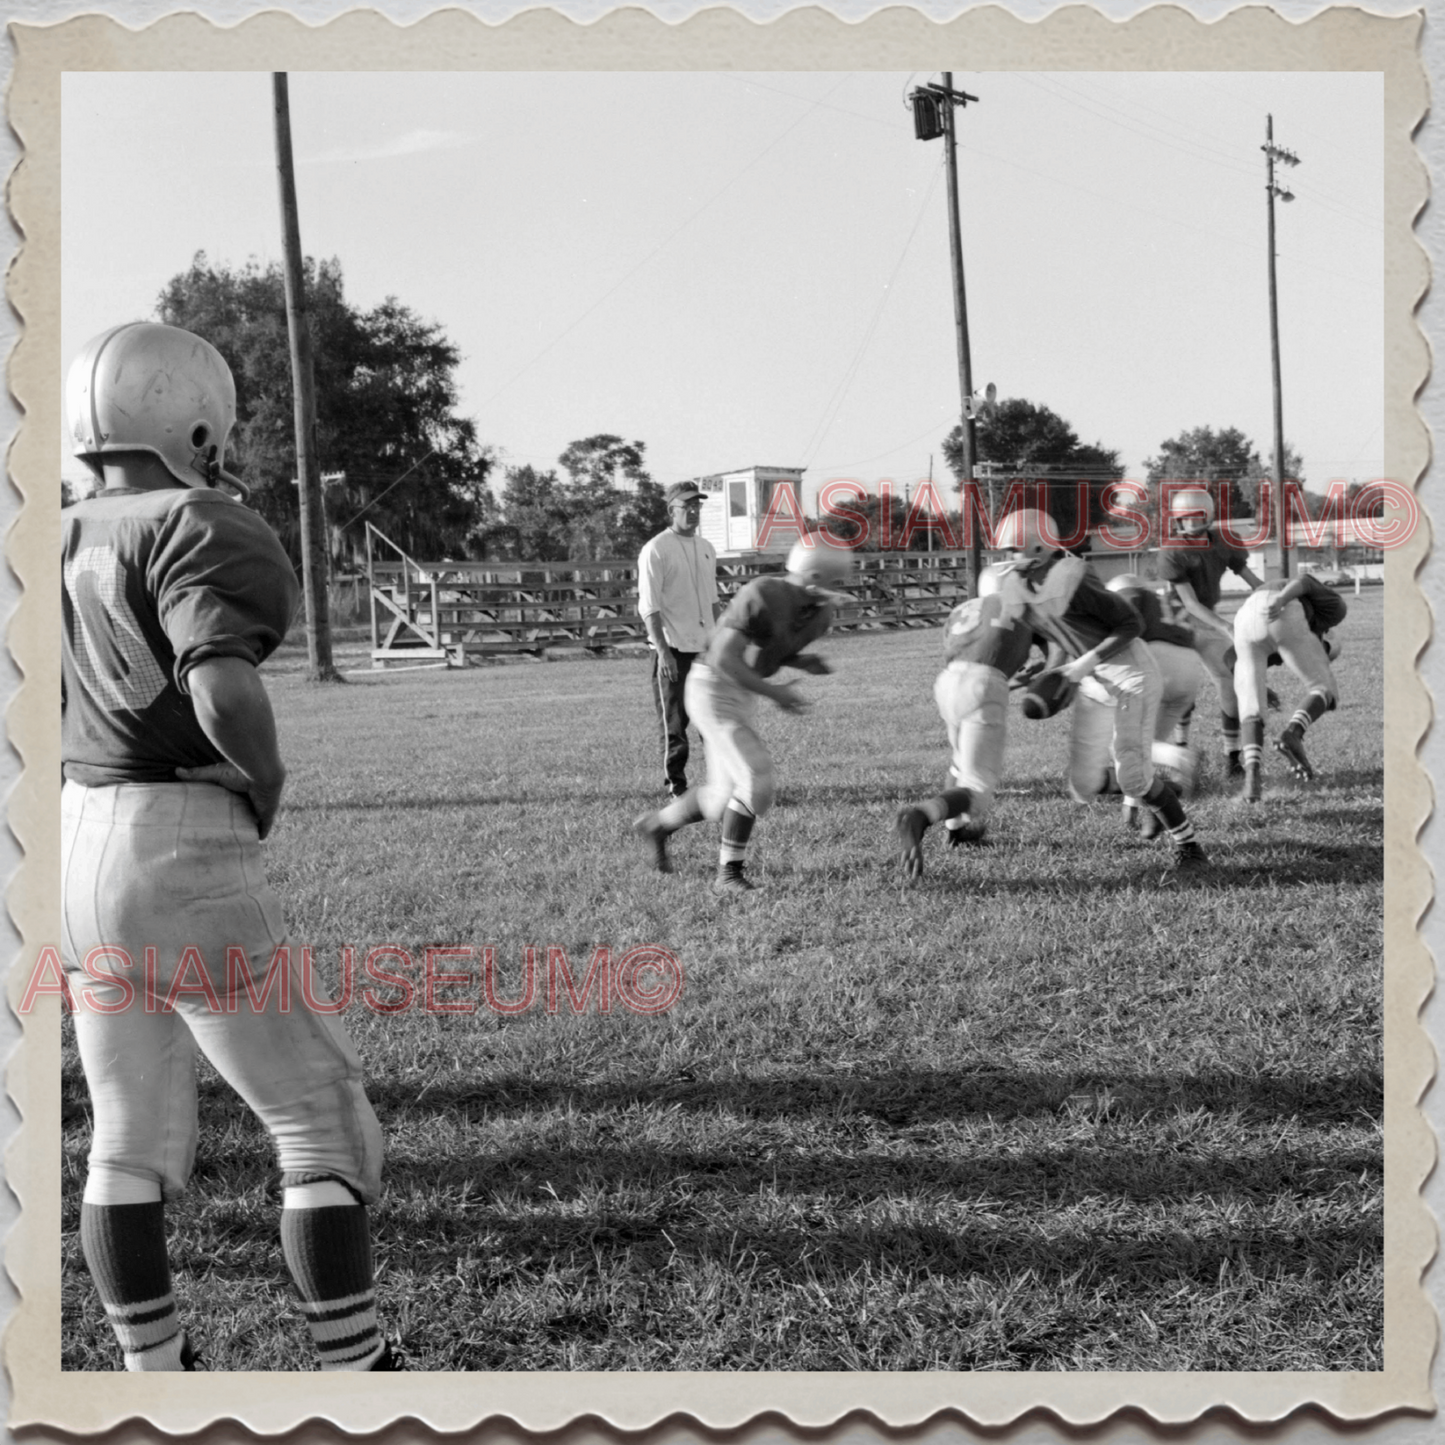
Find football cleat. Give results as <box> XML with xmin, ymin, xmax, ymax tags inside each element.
<box><xmin>1171</xmin><ymin>839</ymin><xmax>1209</xmax><ymax>870</ymax></box>
<box><xmin>370</xmin><ymin>1340</ymin><xmax>408</xmax><ymax>1372</ymax></box>
<box><xmin>946</xmin><ymin>820</ymin><xmax>986</xmax><ymax>847</ymax></box>
<box><xmin>894</xmin><ymin>807</ymin><xmax>928</xmax><ymax>881</ymax></box>
<box><xmin>179</xmin><ymin>1333</ymin><xmax>202</xmax><ymax>1371</ymax></box>
<box><xmin>1274</xmin><ymin>730</ymin><xmax>1315</xmax><ymax>782</ymax></box>
<box><xmin>1242</xmin><ymin>764</ymin><xmax>1262</xmax><ymax>803</ymax></box>
<box><xmin>1226</xmin><ymin>754</ymin><xmax>1245</xmax><ymax>780</ymax></box>
<box><xmin>712</xmin><ymin>862</ymin><xmax>758</xmax><ymax>895</ymax></box>
<box><xmin>631</xmin><ymin>812</ymin><xmax>674</xmax><ymax>873</ymax></box>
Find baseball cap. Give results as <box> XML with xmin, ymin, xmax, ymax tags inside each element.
<box><xmin>665</xmin><ymin>481</ymin><xmax>708</xmax><ymax>506</ymax></box>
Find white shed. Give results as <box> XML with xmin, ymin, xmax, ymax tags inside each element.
<box><xmin>687</xmin><ymin>466</ymin><xmax>806</xmax><ymax>557</ymax></box>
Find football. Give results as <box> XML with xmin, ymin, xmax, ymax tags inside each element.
<box><xmin>1020</xmin><ymin>669</ymin><xmax>1077</xmax><ymax>720</ymax></box>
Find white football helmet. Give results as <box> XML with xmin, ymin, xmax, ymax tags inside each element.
<box><xmin>786</xmin><ymin>538</ymin><xmax>854</xmax><ymax>592</ymax></box>
<box><xmin>994</xmin><ymin>508</ymin><xmax>1056</xmax><ymax>559</ymax></box>
<box><xmin>1166</xmin><ymin>486</ymin><xmax>1214</xmax><ymax>537</ymax></box>
<box><xmin>1106</xmin><ymin>573</ymin><xmax>1150</xmax><ymax>595</ymax></box>
<box><xmin>67</xmin><ymin>322</ymin><xmax>247</xmax><ymax>495</ymax></box>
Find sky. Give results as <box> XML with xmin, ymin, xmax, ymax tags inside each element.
<box><xmin>60</xmin><ymin>69</ymin><xmax>1383</xmax><ymax>512</ymax></box>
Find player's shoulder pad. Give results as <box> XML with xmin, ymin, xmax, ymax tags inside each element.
<box><xmin>1032</xmin><ymin>553</ymin><xmax>1088</xmax><ymax>605</ymax></box>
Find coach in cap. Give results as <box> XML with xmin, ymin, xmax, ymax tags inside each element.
<box><xmin>638</xmin><ymin>481</ymin><xmax>721</xmax><ymax>798</ymax></box>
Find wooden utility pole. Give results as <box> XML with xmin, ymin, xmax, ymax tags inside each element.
<box><xmin>1264</xmin><ymin>114</ymin><xmax>1299</xmax><ymax>580</ymax></box>
<box><xmin>273</xmin><ymin>72</ymin><xmax>340</xmax><ymax>681</ymax></box>
<box><xmin>910</xmin><ymin>75</ymin><xmax>980</xmax><ymax>591</ymax></box>
<box><xmin>942</xmin><ymin>74</ymin><xmax>979</xmax><ymax>594</ymax></box>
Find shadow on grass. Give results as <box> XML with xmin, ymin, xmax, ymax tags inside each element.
<box><xmin>284</xmin><ymin>787</ymin><xmax>648</xmax><ymax>813</ymax></box>
<box><xmin>878</xmin><ymin>840</ymin><xmax>1382</xmax><ymax>894</ymax></box>
<box><xmin>358</xmin><ymin>1062</ymin><xmax>1381</xmax><ymax>1128</ymax></box>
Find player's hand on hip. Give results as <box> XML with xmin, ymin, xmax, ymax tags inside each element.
<box><xmin>176</xmin><ymin>763</ymin><xmax>286</xmax><ymax>839</ymax></box>
<box><xmin>176</xmin><ymin>761</ymin><xmax>251</xmax><ymax>794</ymax></box>
<box><xmin>1061</xmin><ymin>655</ymin><xmax>1096</xmax><ymax>686</ymax></box>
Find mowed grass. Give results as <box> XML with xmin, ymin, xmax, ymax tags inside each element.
<box><xmin>61</xmin><ymin>590</ymin><xmax>1385</xmax><ymax>1371</ymax></box>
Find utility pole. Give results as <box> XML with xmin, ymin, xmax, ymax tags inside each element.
<box><xmin>1264</xmin><ymin>114</ymin><xmax>1299</xmax><ymax>580</ymax></box>
<box><xmin>273</xmin><ymin>72</ymin><xmax>340</xmax><ymax>682</ymax></box>
<box><xmin>911</xmin><ymin>74</ymin><xmax>981</xmax><ymax>592</ymax></box>
<box><xmin>927</xmin><ymin>454</ymin><xmax>935</xmax><ymax>555</ymax></box>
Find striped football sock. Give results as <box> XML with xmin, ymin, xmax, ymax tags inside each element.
<box><xmin>1241</xmin><ymin>717</ymin><xmax>1265</xmax><ymax>770</ymax></box>
<box><xmin>1286</xmin><ymin>692</ymin><xmax>1330</xmax><ymax>738</ymax></box>
<box><xmin>658</xmin><ymin>790</ymin><xmax>704</xmax><ymax>833</ymax></box>
<box><xmin>718</xmin><ymin>803</ymin><xmax>755</xmax><ymax>865</ymax></box>
<box><xmin>80</xmin><ymin>1201</ymin><xmax>187</xmax><ymax>1371</ymax></box>
<box><xmin>1142</xmin><ymin>776</ymin><xmax>1186</xmax><ymax>833</ymax></box>
<box><xmin>280</xmin><ymin>1195</ymin><xmax>384</xmax><ymax>1371</ymax></box>
<box><xmin>919</xmin><ymin>788</ymin><xmax>972</xmax><ymax>826</ymax></box>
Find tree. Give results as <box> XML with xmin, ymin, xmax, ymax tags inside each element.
<box><xmin>493</xmin><ymin>464</ymin><xmax>570</xmax><ymax>561</ymax></box>
<box><xmin>1144</xmin><ymin>425</ymin><xmax>1303</xmax><ymax>524</ymax></box>
<box><xmin>556</xmin><ymin>434</ymin><xmax>658</xmax><ymax>561</ymax></box>
<box><xmin>156</xmin><ymin>252</ymin><xmax>495</xmax><ymax>565</ymax></box>
<box><xmin>944</xmin><ymin>397</ymin><xmax>1122</xmax><ymax>539</ymax></box>
<box><xmin>490</xmin><ymin>438</ymin><xmax>666</xmax><ymax>562</ymax></box>
<box><xmin>612</xmin><ymin>479</ymin><xmax>670</xmax><ymax>560</ymax></box>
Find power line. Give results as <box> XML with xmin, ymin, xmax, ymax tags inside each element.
<box><xmin>474</xmin><ymin>74</ymin><xmax>855</xmax><ymax>416</ymax></box>
<box><xmin>799</xmin><ymin>154</ymin><xmax>943</xmax><ymax>465</ymax></box>
<box><xmin>1013</xmin><ymin>74</ymin><xmax>1382</xmax><ymax>235</ymax></box>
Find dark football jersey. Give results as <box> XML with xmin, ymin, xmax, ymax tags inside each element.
<box><xmin>995</xmin><ymin>555</ymin><xmax>1142</xmax><ymax>662</ymax></box>
<box><xmin>1158</xmin><ymin>529</ymin><xmax>1249</xmax><ymax>611</ymax></box>
<box><xmin>940</xmin><ymin>594</ymin><xmax>1036</xmax><ymax>677</ymax></box>
<box><xmin>1109</xmin><ymin>579</ymin><xmax>1196</xmax><ymax>649</ymax></box>
<box><xmin>709</xmin><ymin>575</ymin><xmax>833</xmax><ymax>678</ymax></box>
<box><xmin>62</xmin><ymin>486</ymin><xmax>300</xmax><ymax>785</ymax></box>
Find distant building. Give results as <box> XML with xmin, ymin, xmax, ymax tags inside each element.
<box><xmin>683</xmin><ymin>465</ymin><xmax>806</xmax><ymax>557</ymax></box>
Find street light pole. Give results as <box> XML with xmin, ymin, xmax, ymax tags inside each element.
<box><xmin>911</xmin><ymin>75</ymin><xmax>980</xmax><ymax>591</ymax></box>
<box><xmin>1263</xmin><ymin>114</ymin><xmax>1299</xmax><ymax>580</ymax></box>
<box><xmin>941</xmin><ymin>73</ymin><xmax>979</xmax><ymax>594</ymax></box>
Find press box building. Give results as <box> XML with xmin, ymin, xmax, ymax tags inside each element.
<box><xmin>684</xmin><ymin>465</ymin><xmax>807</xmax><ymax>557</ymax></box>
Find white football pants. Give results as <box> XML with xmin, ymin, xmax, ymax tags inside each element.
<box><xmin>61</xmin><ymin>780</ymin><xmax>384</xmax><ymax>1204</ymax></box>
<box><xmin>932</xmin><ymin>660</ymin><xmax>1009</xmax><ymax>824</ymax></box>
<box><xmin>1067</xmin><ymin>639</ymin><xmax>1163</xmax><ymax>802</ymax></box>
<box><xmin>1232</xmin><ymin>589</ymin><xmax>1338</xmax><ymax>723</ymax></box>
<box><xmin>1191</xmin><ymin>627</ymin><xmax>1239</xmax><ymax>717</ymax></box>
<box><xmin>1150</xmin><ymin>640</ymin><xmax>1205</xmax><ymax>741</ymax></box>
<box><xmin>685</xmin><ymin>663</ymin><xmax>776</xmax><ymax>819</ymax></box>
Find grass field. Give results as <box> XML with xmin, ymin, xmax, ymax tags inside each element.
<box><xmin>61</xmin><ymin>590</ymin><xmax>1385</xmax><ymax>1371</ymax></box>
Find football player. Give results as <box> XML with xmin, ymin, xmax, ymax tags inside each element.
<box><xmin>61</xmin><ymin>323</ymin><xmax>400</xmax><ymax>1370</ymax></box>
<box><xmin>893</xmin><ymin>566</ymin><xmax>1042</xmax><ymax>880</ymax></box>
<box><xmin>1105</xmin><ymin>574</ymin><xmax>1205</xmax><ymax>836</ymax></box>
<box><xmin>1232</xmin><ymin>572</ymin><xmax>1347</xmax><ymax>799</ymax></box>
<box><xmin>994</xmin><ymin>510</ymin><xmax>1207</xmax><ymax>869</ymax></box>
<box><xmin>632</xmin><ymin>539</ymin><xmax>849</xmax><ymax>893</ymax></box>
<box><xmin>1157</xmin><ymin>486</ymin><xmax>1264</xmax><ymax>780</ymax></box>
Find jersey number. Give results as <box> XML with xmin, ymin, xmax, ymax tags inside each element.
<box><xmin>64</xmin><ymin>546</ymin><xmax>168</xmax><ymax>711</ymax></box>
